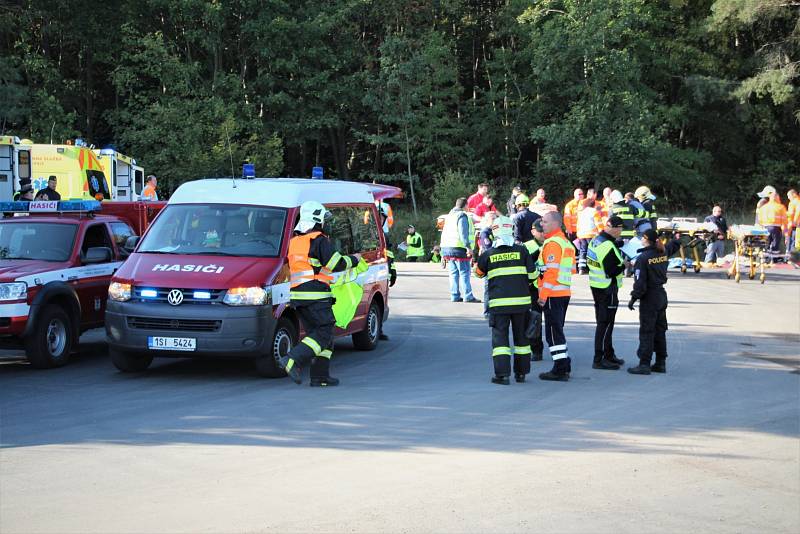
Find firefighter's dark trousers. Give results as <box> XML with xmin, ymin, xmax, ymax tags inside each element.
<box><xmin>528</xmin><ymin>290</ymin><xmax>544</xmax><ymax>357</ymax></box>
<box><xmin>637</xmin><ymin>290</ymin><xmax>668</xmax><ymax>365</ymax></box>
<box><xmin>286</xmin><ymin>299</ymin><xmax>335</xmax><ymax>378</ymax></box>
<box><xmin>489</xmin><ymin>312</ymin><xmax>531</xmax><ymax>377</ymax></box>
<box><xmin>544</xmin><ymin>296</ymin><xmax>570</xmax><ymax>362</ymax></box>
<box><xmin>591</xmin><ymin>286</ymin><xmax>619</xmax><ymax>362</ymax></box>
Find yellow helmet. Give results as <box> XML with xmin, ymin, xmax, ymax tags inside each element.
<box><xmin>635</xmin><ymin>186</ymin><xmax>654</xmax><ymax>201</ymax></box>
<box><xmin>514</xmin><ymin>194</ymin><xmax>530</xmax><ymax>206</ymax></box>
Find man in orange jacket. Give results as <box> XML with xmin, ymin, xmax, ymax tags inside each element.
<box><xmin>562</xmin><ymin>188</ymin><xmax>584</xmax><ymax>241</ymax></box>
<box><xmin>756</xmin><ymin>185</ymin><xmax>788</xmax><ymax>259</ymax></box>
<box><xmin>537</xmin><ymin>211</ymin><xmax>576</xmax><ymax>382</ymax></box>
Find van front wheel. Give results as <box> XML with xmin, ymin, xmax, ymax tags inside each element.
<box><xmin>111</xmin><ymin>348</ymin><xmax>153</xmax><ymax>372</ymax></box>
<box><xmin>353</xmin><ymin>301</ymin><xmax>381</xmax><ymax>351</ymax></box>
<box><xmin>256</xmin><ymin>318</ymin><xmax>296</xmax><ymax>378</ymax></box>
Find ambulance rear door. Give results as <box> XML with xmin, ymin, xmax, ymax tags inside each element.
<box><xmin>0</xmin><ymin>140</ymin><xmax>13</xmax><ymax>198</ymax></box>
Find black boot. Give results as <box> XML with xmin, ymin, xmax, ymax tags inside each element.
<box><xmin>379</xmin><ymin>333</ymin><xmax>389</xmax><ymax>341</ymax></box>
<box><xmin>310</xmin><ymin>376</ymin><xmax>340</xmax><ymax>387</ymax></box>
<box><xmin>650</xmin><ymin>358</ymin><xmax>666</xmax><ymax>373</ymax></box>
<box><xmin>593</xmin><ymin>358</ymin><xmax>620</xmax><ymax>370</ymax></box>
<box><xmin>309</xmin><ymin>356</ymin><xmax>338</xmax><ymax>386</ymax></box>
<box><xmin>606</xmin><ymin>354</ymin><xmax>625</xmax><ymax>366</ymax></box>
<box><xmin>278</xmin><ymin>356</ymin><xmax>303</xmax><ymax>384</ymax></box>
<box><xmin>627</xmin><ymin>359</ymin><xmax>652</xmax><ymax>375</ymax></box>
<box><xmin>492</xmin><ymin>375</ymin><xmax>510</xmax><ymax>385</ymax></box>
<box><xmin>514</xmin><ymin>373</ymin><xmax>526</xmax><ymax>383</ymax></box>
<box><xmin>539</xmin><ymin>358</ymin><xmax>570</xmax><ymax>382</ymax></box>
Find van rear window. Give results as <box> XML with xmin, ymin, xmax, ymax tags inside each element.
<box><xmin>138</xmin><ymin>204</ymin><xmax>286</xmax><ymax>258</ymax></box>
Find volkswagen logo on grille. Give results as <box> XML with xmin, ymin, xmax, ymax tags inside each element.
<box><xmin>167</xmin><ymin>289</ymin><xmax>184</xmax><ymax>306</ymax></box>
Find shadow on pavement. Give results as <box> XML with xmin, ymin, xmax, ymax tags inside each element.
<box><xmin>1</xmin><ymin>310</ymin><xmax>797</xmax><ymax>457</ymax></box>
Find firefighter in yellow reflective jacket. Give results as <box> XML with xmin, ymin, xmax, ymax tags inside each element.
<box><xmin>475</xmin><ymin>216</ymin><xmax>537</xmax><ymax>384</ymax></box>
<box><xmin>279</xmin><ymin>201</ymin><xmax>361</xmax><ymax>386</ymax></box>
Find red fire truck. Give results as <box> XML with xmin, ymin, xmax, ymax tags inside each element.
<box><xmin>0</xmin><ymin>200</ymin><xmax>164</xmax><ymax>367</ymax></box>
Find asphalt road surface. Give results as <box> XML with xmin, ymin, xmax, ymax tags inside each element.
<box><xmin>1</xmin><ymin>263</ymin><xmax>798</xmax><ymax>533</ymax></box>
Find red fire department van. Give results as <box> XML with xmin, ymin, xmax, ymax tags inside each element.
<box><xmin>0</xmin><ymin>200</ymin><xmax>165</xmax><ymax>367</ymax></box>
<box><xmin>105</xmin><ymin>178</ymin><xmax>401</xmax><ymax>377</ymax></box>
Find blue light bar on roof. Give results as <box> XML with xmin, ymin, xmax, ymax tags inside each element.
<box><xmin>0</xmin><ymin>200</ymin><xmax>102</xmax><ymax>213</ymax></box>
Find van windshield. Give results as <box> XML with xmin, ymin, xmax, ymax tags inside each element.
<box><xmin>138</xmin><ymin>204</ymin><xmax>286</xmax><ymax>257</ymax></box>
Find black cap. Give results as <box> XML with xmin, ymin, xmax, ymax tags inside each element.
<box><xmin>20</xmin><ymin>183</ymin><xmax>33</xmax><ymax>193</ymax></box>
<box><xmin>643</xmin><ymin>229</ymin><xmax>659</xmax><ymax>243</ymax></box>
<box><xmin>607</xmin><ymin>215</ymin><xmax>624</xmax><ymax>228</ymax></box>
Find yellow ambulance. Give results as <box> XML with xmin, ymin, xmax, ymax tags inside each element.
<box><xmin>30</xmin><ymin>140</ymin><xmax>112</xmax><ymax>200</ymax></box>
<box><xmin>0</xmin><ymin>136</ymin><xmax>32</xmax><ymax>200</ymax></box>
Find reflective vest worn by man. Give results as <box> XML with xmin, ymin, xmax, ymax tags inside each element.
<box><xmin>537</xmin><ymin>224</ymin><xmax>575</xmax><ymax>381</ymax></box>
<box><xmin>279</xmin><ymin>201</ymin><xmax>361</xmax><ymax>387</ymax></box>
<box><xmin>587</xmin><ymin>217</ymin><xmax>626</xmax><ymax>371</ymax></box>
<box><xmin>440</xmin><ymin>203</ymin><xmax>478</xmax><ymax>302</ymax></box>
<box><xmin>405</xmin><ymin>226</ymin><xmax>425</xmax><ymax>261</ymax></box>
<box><xmin>475</xmin><ymin>216</ymin><xmax>536</xmax><ymax>385</ymax></box>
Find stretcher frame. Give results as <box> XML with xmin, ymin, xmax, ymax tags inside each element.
<box><xmin>726</xmin><ymin>225</ymin><xmax>769</xmax><ymax>284</ymax></box>
<box><xmin>656</xmin><ymin>218</ymin><xmax>714</xmax><ymax>274</ymax></box>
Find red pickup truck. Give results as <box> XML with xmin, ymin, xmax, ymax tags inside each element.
<box><xmin>0</xmin><ymin>200</ymin><xmax>164</xmax><ymax>367</ymax></box>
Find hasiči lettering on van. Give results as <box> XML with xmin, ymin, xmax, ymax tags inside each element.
<box><xmin>152</xmin><ymin>264</ymin><xmax>225</xmax><ymax>273</ymax></box>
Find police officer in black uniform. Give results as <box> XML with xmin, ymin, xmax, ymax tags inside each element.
<box><xmin>627</xmin><ymin>229</ymin><xmax>681</xmax><ymax>375</ymax></box>
<box><xmin>476</xmin><ymin>216</ymin><xmax>537</xmax><ymax>384</ymax></box>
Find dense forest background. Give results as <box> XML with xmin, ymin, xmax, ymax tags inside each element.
<box><xmin>1</xmin><ymin>0</ymin><xmax>798</xmax><ymax>215</ymax></box>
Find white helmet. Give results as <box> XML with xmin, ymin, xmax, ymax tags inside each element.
<box><xmin>295</xmin><ymin>201</ymin><xmax>330</xmax><ymax>232</ymax></box>
<box><xmin>610</xmin><ymin>190</ymin><xmax>624</xmax><ymax>204</ymax></box>
<box><xmin>491</xmin><ymin>216</ymin><xmax>516</xmax><ymax>247</ymax></box>
<box><xmin>492</xmin><ymin>216</ymin><xmax>514</xmax><ymax>238</ymax></box>
<box><xmin>757</xmin><ymin>185</ymin><xmax>776</xmax><ymax>198</ymax></box>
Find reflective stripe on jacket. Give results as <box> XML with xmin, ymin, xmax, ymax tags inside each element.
<box><xmin>406</xmin><ymin>232</ymin><xmax>425</xmax><ymax>257</ymax></box>
<box><xmin>611</xmin><ymin>203</ymin><xmax>635</xmax><ymax>238</ymax></box>
<box><xmin>289</xmin><ymin>231</ymin><xmax>334</xmax><ymax>291</ymax></box>
<box><xmin>588</xmin><ymin>235</ymin><xmax>623</xmax><ymax>289</ymax></box>
<box><xmin>537</xmin><ymin>231</ymin><xmax>575</xmax><ymax>300</ymax></box>
<box><xmin>758</xmin><ymin>199</ymin><xmax>788</xmax><ymax>230</ymax></box>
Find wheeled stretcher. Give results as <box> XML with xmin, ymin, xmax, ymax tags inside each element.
<box><xmin>726</xmin><ymin>225</ymin><xmax>769</xmax><ymax>284</ymax></box>
<box><xmin>656</xmin><ymin>218</ymin><xmax>716</xmax><ymax>273</ymax></box>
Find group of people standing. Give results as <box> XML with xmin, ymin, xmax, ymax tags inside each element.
<box><xmin>755</xmin><ymin>185</ymin><xmax>800</xmax><ymax>259</ymax></box>
<box><xmin>441</xmin><ymin>182</ymin><xmax>680</xmax><ymax>384</ymax></box>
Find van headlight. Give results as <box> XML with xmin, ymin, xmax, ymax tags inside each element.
<box><xmin>223</xmin><ymin>287</ymin><xmax>268</xmax><ymax>306</ymax></box>
<box><xmin>0</xmin><ymin>282</ymin><xmax>27</xmax><ymax>301</ymax></box>
<box><xmin>108</xmin><ymin>282</ymin><xmax>132</xmax><ymax>302</ymax></box>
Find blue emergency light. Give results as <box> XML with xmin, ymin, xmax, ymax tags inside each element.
<box><xmin>243</xmin><ymin>163</ymin><xmax>255</xmax><ymax>179</ymax></box>
<box><xmin>140</xmin><ymin>289</ymin><xmax>158</xmax><ymax>298</ymax></box>
<box><xmin>312</xmin><ymin>166</ymin><xmax>324</xmax><ymax>179</ymax></box>
<box><xmin>0</xmin><ymin>200</ymin><xmax>102</xmax><ymax>213</ymax></box>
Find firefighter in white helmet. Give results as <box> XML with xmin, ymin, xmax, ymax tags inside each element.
<box><xmin>475</xmin><ymin>216</ymin><xmax>537</xmax><ymax>385</ymax></box>
<box><xmin>278</xmin><ymin>201</ymin><xmax>362</xmax><ymax>386</ymax></box>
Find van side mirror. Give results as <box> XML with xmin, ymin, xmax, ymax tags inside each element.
<box><xmin>124</xmin><ymin>235</ymin><xmax>140</xmax><ymax>252</ymax></box>
<box><xmin>83</xmin><ymin>247</ymin><xmax>113</xmax><ymax>265</ymax></box>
